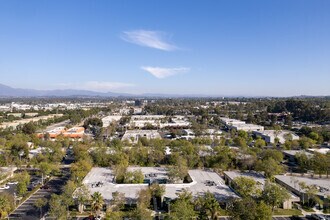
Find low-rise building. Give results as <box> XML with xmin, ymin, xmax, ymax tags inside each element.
<box><xmin>275</xmin><ymin>174</ymin><xmax>330</xmax><ymax>208</ymax></box>
<box><xmin>224</xmin><ymin>171</ymin><xmax>300</xmax><ymax>209</ymax></box>
<box><xmin>102</xmin><ymin>115</ymin><xmax>122</xmax><ymax>127</ymax></box>
<box><xmin>253</xmin><ymin>130</ymin><xmax>299</xmax><ymax>144</ymax></box>
<box><xmin>307</xmin><ymin>148</ymin><xmax>330</xmax><ymax>155</ymax></box>
<box><xmin>220</xmin><ymin>117</ymin><xmax>264</xmax><ymax>132</ymax></box>
<box><xmin>37</xmin><ymin>126</ymin><xmax>85</xmax><ymax>140</ymax></box>
<box><xmin>122</xmin><ymin>130</ymin><xmax>161</xmax><ymax>143</ymax></box>
<box><xmin>81</xmin><ymin>167</ymin><xmax>238</xmax><ymax>206</ymax></box>
<box><xmin>282</xmin><ymin>150</ymin><xmax>313</xmax><ymax>163</ymax></box>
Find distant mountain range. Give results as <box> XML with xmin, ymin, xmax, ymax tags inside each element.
<box><xmin>0</xmin><ymin>83</ymin><xmax>136</xmax><ymax>97</ymax></box>
<box><xmin>0</xmin><ymin>83</ymin><xmax>211</xmax><ymax>98</ymax></box>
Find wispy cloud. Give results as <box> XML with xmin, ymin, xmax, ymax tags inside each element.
<box><xmin>141</xmin><ymin>66</ymin><xmax>190</xmax><ymax>79</ymax></box>
<box><xmin>121</xmin><ymin>30</ymin><xmax>178</xmax><ymax>51</ymax></box>
<box><xmin>56</xmin><ymin>81</ymin><xmax>134</xmax><ymax>92</ymax></box>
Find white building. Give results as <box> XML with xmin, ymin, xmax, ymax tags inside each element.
<box><xmin>102</xmin><ymin>115</ymin><xmax>122</xmax><ymax>127</ymax></box>
<box><xmin>122</xmin><ymin>130</ymin><xmax>161</xmax><ymax>143</ymax></box>
<box><xmin>220</xmin><ymin>117</ymin><xmax>264</xmax><ymax>132</ymax></box>
<box><xmin>253</xmin><ymin>130</ymin><xmax>299</xmax><ymax>144</ymax></box>
<box><xmin>81</xmin><ymin>167</ymin><xmax>238</xmax><ymax>205</ymax></box>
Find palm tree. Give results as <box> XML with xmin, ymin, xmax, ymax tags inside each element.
<box><xmin>91</xmin><ymin>192</ymin><xmax>104</xmax><ymax>216</ymax></box>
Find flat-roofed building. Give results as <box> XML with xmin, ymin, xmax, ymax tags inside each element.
<box><xmin>220</xmin><ymin>117</ymin><xmax>264</xmax><ymax>132</ymax></box>
<box><xmin>122</xmin><ymin>130</ymin><xmax>161</xmax><ymax>143</ymax></box>
<box><xmin>275</xmin><ymin>174</ymin><xmax>330</xmax><ymax>208</ymax></box>
<box><xmin>102</xmin><ymin>115</ymin><xmax>122</xmax><ymax>128</ymax></box>
<box><xmin>253</xmin><ymin>130</ymin><xmax>299</xmax><ymax>144</ymax></box>
<box><xmin>37</xmin><ymin>126</ymin><xmax>85</xmax><ymax>140</ymax></box>
<box><xmin>81</xmin><ymin>167</ymin><xmax>238</xmax><ymax>206</ymax></box>
<box><xmin>282</xmin><ymin>150</ymin><xmax>313</xmax><ymax>163</ymax></box>
<box><xmin>307</xmin><ymin>148</ymin><xmax>330</xmax><ymax>155</ymax></box>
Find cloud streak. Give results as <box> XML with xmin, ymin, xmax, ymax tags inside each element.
<box><xmin>121</xmin><ymin>30</ymin><xmax>178</xmax><ymax>51</ymax></box>
<box><xmin>56</xmin><ymin>81</ymin><xmax>134</xmax><ymax>92</ymax></box>
<box><xmin>141</xmin><ymin>66</ymin><xmax>190</xmax><ymax>79</ymax></box>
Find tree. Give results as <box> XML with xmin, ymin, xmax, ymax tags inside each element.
<box><xmin>124</xmin><ymin>170</ymin><xmax>144</xmax><ymax>184</ymax></box>
<box><xmin>34</xmin><ymin>198</ymin><xmax>47</xmax><ymax>219</ymax></box>
<box><xmin>71</xmin><ymin>159</ymin><xmax>93</xmax><ymax>183</ymax></box>
<box><xmin>167</xmin><ymin>157</ymin><xmax>189</xmax><ymax>183</ymax></box>
<box><xmin>131</xmin><ymin>189</ymin><xmax>153</xmax><ymax>220</ymax></box>
<box><xmin>299</xmin><ymin>136</ymin><xmax>316</xmax><ymax>149</ymax></box>
<box><xmin>195</xmin><ymin>191</ymin><xmax>221</xmax><ymax>220</ymax></box>
<box><xmin>233</xmin><ymin>176</ymin><xmax>261</xmax><ymax>198</ymax></box>
<box><xmin>255</xmin><ymin>158</ymin><xmax>284</xmax><ymax>178</ymax></box>
<box><xmin>75</xmin><ymin>185</ymin><xmax>91</xmax><ymax>213</ymax></box>
<box><xmin>150</xmin><ymin>183</ymin><xmax>165</xmax><ymax>198</ymax></box>
<box><xmin>311</xmin><ymin>153</ymin><xmax>329</xmax><ymax>177</ymax></box>
<box><xmin>299</xmin><ymin>181</ymin><xmax>321</xmax><ymax>207</ymax></box>
<box><xmin>255</xmin><ymin>201</ymin><xmax>273</xmax><ymax>220</ymax></box>
<box><xmin>170</xmin><ymin>190</ymin><xmax>196</xmax><ymax>220</ymax></box>
<box><xmin>62</xmin><ymin>180</ymin><xmax>76</xmax><ymax>214</ymax></box>
<box><xmin>39</xmin><ymin>162</ymin><xmax>56</xmax><ymax>184</ymax></box>
<box><xmin>296</xmin><ymin>152</ymin><xmax>312</xmax><ymax>173</ymax></box>
<box><xmin>83</xmin><ymin>117</ymin><xmax>103</xmax><ymax>138</ymax></box>
<box><xmin>22</xmin><ymin>122</ymin><xmax>36</xmax><ymax>134</ymax></box>
<box><xmin>229</xmin><ymin>198</ymin><xmax>272</xmax><ymax>220</ymax></box>
<box><xmin>49</xmin><ymin>194</ymin><xmax>67</xmax><ymax>220</ymax></box>
<box><xmin>109</xmin><ymin>192</ymin><xmax>125</xmax><ymax>212</ymax></box>
<box><xmin>254</xmin><ymin>138</ymin><xmax>266</xmax><ymax>148</ymax></box>
<box><xmin>262</xmin><ymin>180</ymin><xmax>290</xmax><ymax>211</ymax></box>
<box><xmin>91</xmin><ymin>192</ymin><xmax>104</xmax><ymax>216</ymax></box>
<box><xmin>137</xmin><ymin>188</ymin><xmax>152</xmax><ymax>208</ymax></box>
<box><xmin>130</xmin><ymin>205</ymin><xmax>153</xmax><ymax>220</ymax></box>
<box><xmin>16</xmin><ymin>181</ymin><xmax>27</xmax><ymax>196</ymax></box>
<box><xmin>0</xmin><ymin>193</ymin><xmax>14</xmax><ymax>219</ymax></box>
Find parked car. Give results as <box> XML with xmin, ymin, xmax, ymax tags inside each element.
<box><xmin>0</xmin><ymin>184</ymin><xmax>10</xmax><ymax>190</ymax></box>
<box><xmin>311</xmin><ymin>214</ymin><xmax>327</xmax><ymax>220</ymax></box>
<box><xmin>7</xmin><ymin>181</ymin><xmax>18</xmax><ymax>185</ymax></box>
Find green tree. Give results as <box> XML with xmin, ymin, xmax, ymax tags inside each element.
<box><xmin>296</xmin><ymin>152</ymin><xmax>312</xmax><ymax>173</ymax></box>
<box><xmin>75</xmin><ymin>185</ymin><xmax>91</xmax><ymax>213</ymax></box>
<box><xmin>49</xmin><ymin>194</ymin><xmax>67</xmax><ymax>220</ymax></box>
<box><xmin>71</xmin><ymin>159</ymin><xmax>93</xmax><ymax>183</ymax></box>
<box><xmin>229</xmin><ymin>198</ymin><xmax>272</xmax><ymax>220</ymax></box>
<box><xmin>0</xmin><ymin>193</ymin><xmax>14</xmax><ymax>219</ymax></box>
<box><xmin>233</xmin><ymin>176</ymin><xmax>261</xmax><ymax>198</ymax></box>
<box><xmin>62</xmin><ymin>180</ymin><xmax>76</xmax><ymax>215</ymax></box>
<box><xmin>16</xmin><ymin>181</ymin><xmax>27</xmax><ymax>196</ymax></box>
<box><xmin>34</xmin><ymin>198</ymin><xmax>47</xmax><ymax>219</ymax></box>
<box><xmin>299</xmin><ymin>136</ymin><xmax>316</xmax><ymax>149</ymax></box>
<box><xmin>167</xmin><ymin>157</ymin><xmax>189</xmax><ymax>183</ymax></box>
<box><xmin>170</xmin><ymin>190</ymin><xmax>196</xmax><ymax>220</ymax></box>
<box><xmin>255</xmin><ymin>158</ymin><xmax>284</xmax><ymax>178</ymax></box>
<box><xmin>195</xmin><ymin>191</ymin><xmax>221</xmax><ymax>220</ymax></box>
<box><xmin>22</xmin><ymin>122</ymin><xmax>37</xmax><ymax>134</ymax></box>
<box><xmin>254</xmin><ymin>138</ymin><xmax>266</xmax><ymax>148</ymax></box>
<box><xmin>311</xmin><ymin>153</ymin><xmax>329</xmax><ymax>177</ymax></box>
<box><xmin>262</xmin><ymin>180</ymin><xmax>290</xmax><ymax>211</ymax></box>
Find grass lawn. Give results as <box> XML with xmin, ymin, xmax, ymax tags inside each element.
<box><xmin>218</xmin><ymin>208</ymin><xmax>230</xmax><ymax>216</ymax></box>
<box><xmin>273</xmin><ymin>208</ymin><xmax>302</xmax><ymax>216</ymax></box>
<box><xmin>301</xmin><ymin>206</ymin><xmax>315</xmax><ymax>212</ymax></box>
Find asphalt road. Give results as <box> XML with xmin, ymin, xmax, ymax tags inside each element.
<box><xmin>8</xmin><ymin>169</ymin><xmax>70</xmax><ymax>220</ymax></box>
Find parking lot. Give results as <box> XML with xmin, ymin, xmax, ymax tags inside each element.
<box><xmin>8</xmin><ymin>168</ymin><xmax>70</xmax><ymax>220</ymax></box>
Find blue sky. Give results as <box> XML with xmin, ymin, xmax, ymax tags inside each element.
<box><xmin>0</xmin><ymin>0</ymin><xmax>329</xmax><ymax>96</ymax></box>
